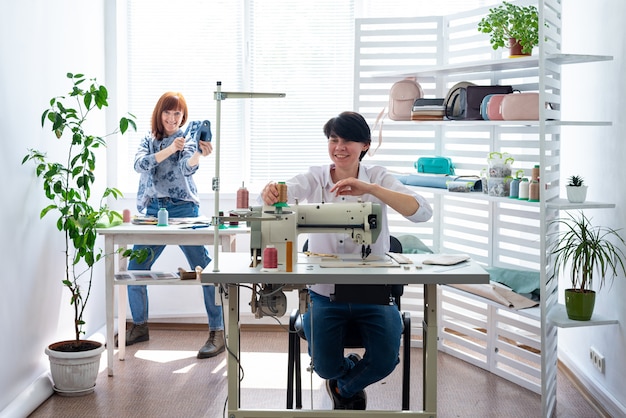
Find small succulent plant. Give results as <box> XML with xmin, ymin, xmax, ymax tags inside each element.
<box><xmin>567</xmin><ymin>175</ymin><xmax>584</xmax><ymax>187</ymax></box>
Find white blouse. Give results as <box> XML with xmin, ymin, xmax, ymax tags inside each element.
<box><xmin>277</xmin><ymin>163</ymin><xmax>432</xmax><ymax>298</ymax></box>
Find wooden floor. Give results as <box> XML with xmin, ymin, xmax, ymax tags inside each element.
<box><xmin>29</xmin><ymin>327</ymin><xmax>604</xmax><ymax>418</ymax></box>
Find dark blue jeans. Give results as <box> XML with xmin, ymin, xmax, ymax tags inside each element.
<box><xmin>301</xmin><ymin>291</ymin><xmax>402</xmax><ymax>398</ymax></box>
<box><xmin>127</xmin><ymin>198</ymin><xmax>224</xmax><ymax>330</ymax></box>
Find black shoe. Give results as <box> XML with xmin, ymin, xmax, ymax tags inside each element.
<box><xmin>197</xmin><ymin>330</ymin><xmax>225</xmax><ymax>359</ymax></box>
<box><xmin>325</xmin><ymin>379</ymin><xmax>367</xmax><ymax>410</ymax></box>
<box><xmin>115</xmin><ymin>323</ymin><xmax>149</xmax><ymax>347</ymax></box>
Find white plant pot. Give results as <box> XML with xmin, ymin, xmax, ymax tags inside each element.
<box><xmin>45</xmin><ymin>340</ymin><xmax>105</xmax><ymax>396</ymax></box>
<box><xmin>566</xmin><ymin>185</ymin><xmax>588</xmax><ymax>203</ymax></box>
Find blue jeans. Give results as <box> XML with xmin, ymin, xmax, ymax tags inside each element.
<box><xmin>301</xmin><ymin>291</ymin><xmax>402</xmax><ymax>398</ymax></box>
<box><xmin>127</xmin><ymin>198</ymin><xmax>224</xmax><ymax>331</ymax></box>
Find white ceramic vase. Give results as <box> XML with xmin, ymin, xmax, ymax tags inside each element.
<box><xmin>566</xmin><ymin>185</ymin><xmax>588</xmax><ymax>203</ymax></box>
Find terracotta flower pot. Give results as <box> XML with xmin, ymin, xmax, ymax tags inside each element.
<box><xmin>509</xmin><ymin>38</ymin><xmax>531</xmax><ymax>58</ymax></box>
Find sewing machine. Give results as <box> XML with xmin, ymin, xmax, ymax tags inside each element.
<box><xmin>244</xmin><ymin>200</ymin><xmax>382</xmax><ymax>318</ymax></box>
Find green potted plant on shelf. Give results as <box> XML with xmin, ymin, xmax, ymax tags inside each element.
<box><xmin>477</xmin><ymin>1</ymin><xmax>541</xmax><ymax>57</ymax></box>
<box><xmin>550</xmin><ymin>211</ymin><xmax>626</xmax><ymax>321</ymax></box>
<box><xmin>22</xmin><ymin>72</ymin><xmax>145</xmax><ymax>395</ymax></box>
<box><xmin>565</xmin><ymin>174</ymin><xmax>588</xmax><ymax>203</ymax></box>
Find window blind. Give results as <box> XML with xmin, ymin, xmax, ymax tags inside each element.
<box><xmin>117</xmin><ymin>0</ymin><xmax>491</xmax><ymax>197</ymax></box>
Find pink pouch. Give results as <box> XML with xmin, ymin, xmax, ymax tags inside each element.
<box><xmin>500</xmin><ymin>92</ymin><xmax>539</xmax><ymax>120</ymax></box>
<box><xmin>486</xmin><ymin>94</ymin><xmax>508</xmax><ymax>120</ymax></box>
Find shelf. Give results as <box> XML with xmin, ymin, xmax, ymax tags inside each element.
<box><xmin>374</xmin><ymin>54</ymin><xmax>613</xmax><ymax>78</ymax></box>
<box><xmin>548</xmin><ymin>304</ymin><xmax>618</xmax><ymax>328</ymax></box>
<box><xmin>401</xmin><ymin>120</ymin><xmax>612</xmax><ymax>127</ymax></box>
<box><xmin>402</xmin><ymin>186</ymin><xmax>616</xmax><ymax>209</ymax></box>
<box><xmin>405</xmin><ymin>185</ymin><xmax>538</xmax><ymax>203</ymax></box>
<box><xmin>546</xmin><ymin>198</ymin><xmax>616</xmax><ymax>210</ymax></box>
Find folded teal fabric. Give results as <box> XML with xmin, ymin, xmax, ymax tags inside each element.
<box><xmin>485</xmin><ymin>266</ymin><xmax>540</xmax><ymax>295</ymax></box>
<box><xmin>394</xmin><ymin>234</ymin><xmax>539</xmax><ymax>297</ymax></box>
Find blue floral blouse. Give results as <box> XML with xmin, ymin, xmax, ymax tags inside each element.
<box><xmin>134</xmin><ymin>129</ymin><xmax>201</xmax><ymax>213</ymax></box>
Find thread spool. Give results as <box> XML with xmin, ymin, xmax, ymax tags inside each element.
<box><xmin>531</xmin><ymin>165</ymin><xmax>540</xmax><ymax>181</ymax></box>
<box><xmin>518</xmin><ymin>178</ymin><xmax>530</xmax><ymax>200</ymax></box>
<box><xmin>509</xmin><ymin>178</ymin><xmax>520</xmax><ymax>198</ymax></box>
<box><xmin>123</xmin><ymin>209</ymin><xmax>131</xmax><ymax>223</ymax></box>
<box><xmin>276</xmin><ymin>182</ymin><xmax>288</xmax><ymax>204</ymax></box>
<box><xmin>286</xmin><ymin>241</ymin><xmax>293</xmax><ymax>272</ymax></box>
<box><xmin>236</xmin><ymin>182</ymin><xmax>249</xmax><ymax>209</ymax></box>
<box><xmin>229</xmin><ymin>211</ymin><xmax>239</xmax><ymax>226</ymax></box>
<box><xmin>157</xmin><ymin>207</ymin><xmax>169</xmax><ymax>226</ymax></box>
<box><xmin>263</xmin><ymin>245</ymin><xmax>278</xmax><ymax>270</ymax></box>
<box><xmin>529</xmin><ymin>179</ymin><xmax>540</xmax><ymax>202</ymax></box>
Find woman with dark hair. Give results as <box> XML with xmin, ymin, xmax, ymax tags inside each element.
<box><xmin>123</xmin><ymin>92</ymin><xmax>225</xmax><ymax>359</ymax></box>
<box><xmin>260</xmin><ymin>111</ymin><xmax>432</xmax><ymax>409</ymax></box>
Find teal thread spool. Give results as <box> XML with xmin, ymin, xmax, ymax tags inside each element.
<box><xmin>157</xmin><ymin>207</ymin><xmax>169</xmax><ymax>226</ymax></box>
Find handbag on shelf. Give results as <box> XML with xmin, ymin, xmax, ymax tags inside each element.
<box><xmin>414</xmin><ymin>156</ymin><xmax>455</xmax><ymax>175</ymax></box>
<box><xmin>480</xmin><ymin>94</ymin><xmax>509</xmax><ymax>121</ymax></box>
<box><xmin>500</xmin><ymin>92</ymin><xmax>540</xmax><ymax>120</ymax></box>
<box><xmin>386</xmin><ymin>77</ymin><xmax>424</xmax><ymax>121</ymax></box>
<box><xmin>373</xmin><ymin>77</ymin><xmax>424</xmax><ymax>155</ymax></box>
<box><xmin>445</xmin><ymin>83</ymin><xmax>513</xmax><ymax>120</ymax></box>
<box><xmin>465</xmin><ymin>85</ymin><xmax>514</xmax><ymax>120</ymax></box>
<box><xmin>444</xmin><ymin>81</ymin><xmax>475</xmax><ymax>120</ymax></box>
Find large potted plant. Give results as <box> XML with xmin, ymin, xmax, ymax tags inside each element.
<box><xmin>23</xmin><ymin>73</ymin><xmax>142</xmax><ymax>395</ymax></box>
<box><xmin>550</xmin><ymin>211</ymin><xmax>626</xmax><ymax>321</ymax></box>
<box><xmin>477</xmin><ymin>1</ymin><xmax>540</xmax><ymax>57</ymax></box>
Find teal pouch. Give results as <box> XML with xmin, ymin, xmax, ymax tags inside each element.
<box><xmin>414</xmin><ymin>156</ymin><xmax>455</xmax><ymax>175</ymax></box>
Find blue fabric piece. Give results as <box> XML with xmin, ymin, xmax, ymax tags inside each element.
<box><xmin>396</xmin><ymin>174</ymin><xmax>482</xmax><ymax>191</ymax></box>
<box><xmin>395</xmin><ymin>173</ymin><xmax>451</xmax><ymax>189</ymax></box>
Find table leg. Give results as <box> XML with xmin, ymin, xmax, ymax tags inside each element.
<box><xmin>117</xmin><ymin>246</ymin><xmax>129</xmax><ymax>360</ymax></box>
<box><xmin>227</xmin><ymin>283</ymin><xmax>241</xmax><ymax>412</ymax></box>
<box><xmin>118</xmin><ymin>286</ymin><xmax>128</xmax><ymax>360</ymax></box>
<box><xmin>104</xmin><ymin>237</ymin><xmax>115</xmax><ymax>376</ymax></box>
<box><xmin>423</xmin><ymin>283</ymin><xmax>438</xmax><ymax>413</ymax></box>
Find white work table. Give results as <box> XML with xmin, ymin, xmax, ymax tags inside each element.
<box><xmin>200</xmin><ymin>252</ymin><xmax>489</xmax><ymax>418</ymax></box>
<box><xmin>96</xmin><ymin>223</ymin><xmax>250</xmax><ymax>369</ymax></box>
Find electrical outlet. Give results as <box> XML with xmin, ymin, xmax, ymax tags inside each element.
<box><xmin>589</xmin><ymin>346</ymin><xmax>605</xmax><ymax>373</ymax></box>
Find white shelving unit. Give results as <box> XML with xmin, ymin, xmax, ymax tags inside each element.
<box><xmin>353</xmin><ymin>1</ymin><xmax>614</xmax><ymax>416</ymax></box>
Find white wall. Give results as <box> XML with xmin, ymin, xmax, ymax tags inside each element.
<box><xmin>558</xmin><ymin>1</ymin><xmax>626</xmax><ymax>416</ymax></box>
<box><xmin>0</xmin><ymin>0</ymin><xmax>108</xmax><ymax>414</ymax></box>
<box><xmin>1</xmin><ymin>0</ymin><xmax>626</xmax><ymax>416</ymax></box>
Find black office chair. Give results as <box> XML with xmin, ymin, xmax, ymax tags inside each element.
<box><xmin>286</xmin><ymin>236</ymin><xmax>411</xmax><ymax>410</ymax></box>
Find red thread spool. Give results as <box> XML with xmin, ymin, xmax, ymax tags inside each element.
<box><xmin>263</xmin><ymin>245</ymin><xmax>278</xmax><ymax>270</ymax></box>
<box><xmin>237</xmin><ymin>182</ymin><xmax>249</xmax><ymax>209</ymax></box>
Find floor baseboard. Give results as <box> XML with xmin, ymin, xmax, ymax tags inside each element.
<box><xmin>0</xmin><ymin>372</ymin><xmax>53</xmax><ymax>418</ymax></box>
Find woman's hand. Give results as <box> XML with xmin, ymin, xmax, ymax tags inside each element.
<box><xmin>330</xmin><ymin>177</ymin><xmax>371</xmax><ymax>197</ymax></box>
<box><xmin>197</xmin><ymin>140</ymin><xmax>213</xmax><ymax>157</ymax></box>
<box><xmin>169</xmin><ymin>136</ymin><xmax>186</xmax><ymax>153</ymax></box>
<box><xmin>261</xmin><ymin>182</ymin><xmax>279</xmax><ymax>205</ymax></box>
